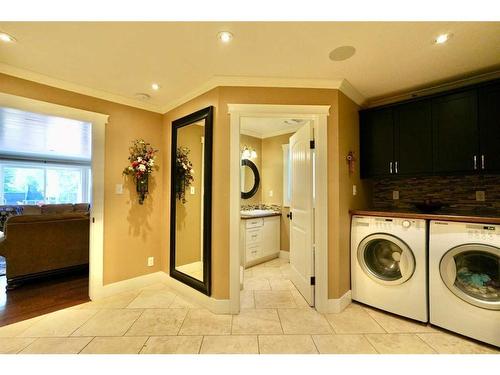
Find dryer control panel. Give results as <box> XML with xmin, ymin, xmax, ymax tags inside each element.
<box><xmin>466</xmin><ymin>224</ymin><xmax>498</xmax><ymax>241</ymax></box>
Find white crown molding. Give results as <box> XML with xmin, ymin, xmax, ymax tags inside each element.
<box><xmin>163</xmin><ymin>76</ymin><xmax>366</xmax><ymax>113</ymax></box>
<box><xmin>0</xmin><ymin>62</ymin><xmax>366</xmax><ymax>115</ymax></box>
<box><xmin>366</xmin><ymin>69</ymin><xmax>500</xmax><ymax>108</ymax></box>
<box><xmin>0</xmin><ymin>63</ymin><xmax>164</xmax><ymax>113</ymax></box>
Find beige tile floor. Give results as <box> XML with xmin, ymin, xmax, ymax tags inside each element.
<box><xmin>0</xmin><ymin>257</ymin><xmax>498</xmax><ymax>354</ymax></box>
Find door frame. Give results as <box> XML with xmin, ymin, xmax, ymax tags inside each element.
<box><xmin>227</xmin><ymin>104</ymin><xmax>330</xmax><ymax>313</ymax></box>
<box><xmin>0</xmin><ymin>92</ymin><xmax>108</xmax><ymax>300</ymax></box>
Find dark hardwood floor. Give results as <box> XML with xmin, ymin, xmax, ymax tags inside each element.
<box><xmin>0</xmin><ymin>271</ymin><xmax>89</xmax><ymax>327</ymax></box>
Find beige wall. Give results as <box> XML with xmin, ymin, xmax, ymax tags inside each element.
<box><xmin>239</xmin><ymin>134</ymin><xmax>262</xmax><ymax>206</ymax></box>
<box><xmin>1</xmin><ymin>74</ymin><xmax>370</xmax><ymax>300</ymax></box>
<box><xmin>261</xmin><ymin>133</ymin><xmax>293</xmax><ymax>206</ymax></box>
<box><xmin>0</xmin><ymin>73</ymin><xmax>164</xmax><ymax>285</ymax></box>
<box><xmin>329</xmin><ymin>91</ymin><xmax>371</xmax><ymax>297</ymax></box>
<box><xmin>261</xmin><ymin>132</ymin><xmax>294</xmax><ymax>252</ymax></box>
<box><xmin>175</xmin><ymin>124</ymin><xmax>204</xmax><ymax>267</ymax></box>
<box><xmin>163</xmin><ymin>86</ymin><xmax>369</xmax><ymax>300</ymax></box>
<box><xmin>162</xmin><ymin>88</ymin><xmax>230</xmax><ymax>299</ymax></box>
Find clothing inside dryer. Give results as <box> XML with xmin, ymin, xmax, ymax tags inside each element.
<box><xmin>454</xmin><ymin>250</ymin><xmax>499</xmax><ymax>302</ymax></box>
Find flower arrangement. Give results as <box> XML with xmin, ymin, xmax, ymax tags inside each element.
<box><xmin>175</xmin><ymin>146</ymin><xmax>195</xmax><ymax>203</ymax></box>
<box><xmin>123</xmin><ymin>139</ymin><xmax>158</xmax><ymax>204</ymax></box>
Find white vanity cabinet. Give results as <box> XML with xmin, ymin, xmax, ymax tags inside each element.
<box><xmin>240</xmin><ymin>215</ymin><xmax>281</xmax><ymax>267</ymax></box>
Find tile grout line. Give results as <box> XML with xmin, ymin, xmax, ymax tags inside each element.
<box><xmin>66</xmin><ymin>308</ymin><xmax>102</xmax><ymax>337</ymax></box>
<box><xmin>413</xmin><ymin>333</ymin><xmax>438</xmax><ymax>354</ymax></box>
<box><xmin>77</xmin><ymin>336</ymin><xmax>97</xmax><ymax>354</ymax></box>
<box><xmin>175</xmin><ymin>308</ymin><xmax>190</xmax><ymax>335</ymax></box>
<box><xmin>362</xmin><ymin>334</ymin><xmax>381</xmax><ymax>354</ymax></box>
<box><xmin>121</xmin><ymin>309</ymin><xmax>146</xmax><ymax>337</ymax></box>
<box><xmin>138</xmin><ymin>336</ymin><xmax>152</xmax><ymax>354</ymax></box>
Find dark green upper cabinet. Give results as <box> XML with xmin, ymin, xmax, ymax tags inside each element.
<box><xmin>432</xmin><ymin>90</ymin><xmax>479</xmax><ymax>174</ymax></box>
<box><xmin>479</xmin><ymin>82</ymin><xmax>500</xmax><ymax>173</ymax></box>
<box><xmin>394</xmin><ymin>100</ymin><xmax>433</xmax><ymax>175</ymax></box>
<box><xmin>360</xmin><ymin>108</ymin><xmax>394</xmax><ymax>178</ymax></box>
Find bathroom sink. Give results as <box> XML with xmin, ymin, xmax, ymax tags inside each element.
<box><xmin>240</xmin><ymin>209</ymin><xmax>278</xmax><ymax>217</ymax></box>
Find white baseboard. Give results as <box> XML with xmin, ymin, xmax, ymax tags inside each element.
<box><xmin>90</xmin><ymin>271</ymin><xmax>168</xmax><ymax>300</ymax></box>
<box><xmin>91</xmin><ymin>271</ymin><xmax>232</xmax><ymax>314</ymax></box>
<box><xmin>322</xmin><ymin>290</ymin><xmax>352</xmax><ymax>313</ymax></box>
<box><xmin>279</xmin><ymin>250</ymin><xmax>290</xmax><ymax>260</ymax></box>
<box><xmin>163</xmin><ymin>274</ymin><xmax>232</xmax><ymax>314</ymax></box>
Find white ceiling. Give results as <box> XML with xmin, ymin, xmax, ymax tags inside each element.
<box><xmin>240</xmin><ymin>117</ymin><xmax>306</xmax><ymax>139</ymax></box>
<box><xmin>0</xmin><ymin>22</ymin><xmax>499</xmax><ymax>113</ymax></box>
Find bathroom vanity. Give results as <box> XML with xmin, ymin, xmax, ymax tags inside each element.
<box><xmin>240</xmin><ymin>210</ymin><xmax>281</xmax><ymax>267</ymax></box>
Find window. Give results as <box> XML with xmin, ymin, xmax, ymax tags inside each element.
<box><xmin>0</xmin><ymin>161</ymin><xmax>91</xmax><ymax>205</ymax></box>
<box><xmin>0</xmin><ymin>106</ymin><xmax>92</xmax><ymax>205</ymax></box>
<box><xmin>282</xmin><ymin>143</ymin><xmax>291</xmax><ymax>207</ymax></box>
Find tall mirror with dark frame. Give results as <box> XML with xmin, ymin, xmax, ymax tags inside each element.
<box><xmin>170</xmin><ymin>106</ymin><xmax>212</xmax><ymax>295</ymax></box>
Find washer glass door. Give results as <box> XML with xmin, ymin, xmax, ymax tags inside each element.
<box><xmin>440</xmin><ymin>244</ymin><xmax>500</xmax><ymax>310</ymax></box>
<box><xmin>357</xmin><ymin>234</ymin><xmax>416</xmax><ymax>285</ymax></box>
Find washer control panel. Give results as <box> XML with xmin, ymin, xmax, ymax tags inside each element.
<box><xmin>466</xmin><ymin>224</ymin><xmax>498</xmax><ymax>241</ymax></box>
<box><xmin>372</xmin><ymin>217</ymin><xmax>421</xmax><ymax>230</ymax></box>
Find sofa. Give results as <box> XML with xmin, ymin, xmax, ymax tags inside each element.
<box><xmin>0</xmin><ymin>204</ymin><xmax>90</xmax><ymax>289</ymax></box>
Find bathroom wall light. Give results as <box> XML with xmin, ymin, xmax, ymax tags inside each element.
<box><xmin>151</xmin><ymin>83</ymin><xmax>160</xmax><ymax>90</ymax></box>
<box><xmin>241</xmin><ymin>145</ymin><xmax>257</xmax><ymax>160</ymax></box>
<box><xmin>217</xmin><ymin>31</ymin><xmax>233</xmax><ymax>43</ymax></box>
<box><xmin>435</xmin><ymin>33</ymin><xmax>452</xmax><ymax>44</ymax></box>
<box><xmin>0</xmin><ymin>32</ymin><xmax>16</xmax><ymax>43</ymax></box>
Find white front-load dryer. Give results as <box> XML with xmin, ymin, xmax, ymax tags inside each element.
<box><xmin>351</xmin><ymin>215</ymin><xmax>428</xmax><ymax>322</ymax></box>
<box><xmin>429</xmin><ymin>220</ymin><xmax>500</xmax><ymax>347</ymax></box>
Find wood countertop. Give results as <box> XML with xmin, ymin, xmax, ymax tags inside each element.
<box><xmin>350</xmin><ymin>209</ymin><xmax>500</xmax><ymax>225</ymax></box>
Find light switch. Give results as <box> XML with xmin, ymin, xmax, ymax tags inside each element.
<box><xmin>393</xmin><ymin>190</ymin><xmax>399</xmax><ymax>200</ymax></box>
<box><xmin>269</xmin><ymin>190</ymin><xmax>273</xmax><ymax>197</ymax></box>
<box><xmin>115</xmin><ymin>184</ymin><xmax>123</xmax><ymax>194</ymax></box>
<box><xmin>190</xmin><ymin>186</ymin><xmax>195</xmax><ymax>195</ymax></box>
<box><xmin>352</xmin><ymin>185</ymin><xmax>357</xmax><ymax>196</ymax></box>
<box><xmin>476</xmin><ymin>191</ymin><xmax>486</xmax><ymax>202</ymax></box>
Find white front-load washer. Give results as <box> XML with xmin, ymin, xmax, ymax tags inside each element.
<box><xmin>351</xmin><ymin>215</ymin><xmax>428</xmax><ymax>322</ymax></box>
<box><xmin>429</xmin><ymin>220</ymin><xmax>500</xmax><ymax>347</ymax></box>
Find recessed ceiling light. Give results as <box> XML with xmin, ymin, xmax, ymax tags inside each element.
<box><xmin>217</xmin><ymin>31</ymin><xmax>233</xmax><ymax>43</ymax></box>
<box><xmin>329</xmin><ymin>46</ymin><xmax>356</xmax><ymax>61</ymax></box>
<box><xmin>151</xmin><ymin>83</ymin><xmax>160</xmax><ymax>90</ymax></box>
<box><xmin>0</xmin><ymin>32</ymin><xmax>16</xmax><ymax>43</ymax></box>
<box><xmin>435</xmin><ymin>33</ymin><xmax>452</xmax><ymax>44</ymax></box>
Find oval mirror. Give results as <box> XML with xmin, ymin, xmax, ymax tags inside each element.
<box><xmin>241</xmin><ymin>159</ymin><xmax>260</xmax><ymax>199</ymax></box>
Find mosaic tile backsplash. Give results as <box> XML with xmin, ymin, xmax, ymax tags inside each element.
<box><xmin>371</xmin><ymin>174</ymin><xmax>500</xmax><ymax>213</ymax></box>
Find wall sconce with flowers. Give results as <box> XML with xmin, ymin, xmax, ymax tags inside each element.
<box><xmin>241</xmin><ymin>145</ymin><xmax>257</xmax><ymax>160</ymax></box>
<box><xmin>123</xmin><ymin>139</ymin><xmax>159</xmax><ymax>204</ymax></box>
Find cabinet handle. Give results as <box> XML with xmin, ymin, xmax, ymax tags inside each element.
<box><xmin>395</xmin><ymin>161</ymin><xmax>398</xmax><ymax>174</ymax></box>
<box><xmin>481</xmin><ymin>155</ymin><xmax>485</xmax><ymax>170</ymax></box>
<box><xmin>389</xmin><ymin>161</ymin><xmax>393</xmax><ymax>174</ymax></box>
<box><xmin>473</xmin><ymin>155</ymin><xmax>477</xmax><ymax>170</ymax></box>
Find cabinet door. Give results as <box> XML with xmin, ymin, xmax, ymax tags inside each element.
<box><xmin>262</xmin><ymin>216</ymin><xmax>280</xmax><ymax>256</ymax></box>
<box><xmin>479</xmin><ymin>82</ymin><xmax>500</xmax><ymax>173</ymax></box>
<box><xmin>432</xmin><ymin>90</ymin><xmax>479</xmax><ymax>174</ymax></box>
<box><xmin>394</xmin><ymin>100</ymin><xmax>433</xmax><ymax>175</ymax></box>
<box><xmin>360</xmin><ymin>108</ymin><xmax>394</xmax><ymax>178</ymax></box>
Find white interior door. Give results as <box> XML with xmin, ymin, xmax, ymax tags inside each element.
<box><xmin>289</xmin><ymin>121</ymin><xmax>315</xmax><ymax>306</ymax></box>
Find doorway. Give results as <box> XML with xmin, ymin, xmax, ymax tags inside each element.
<box><xmin>0</xmin><ymin>92</ymin><xmax>107</xmax><ymax>325</ymax></box>
<box><xmin>228</xmin><ymin>104</ymin><xmax>330</xmax><ymax>314</ymax></box>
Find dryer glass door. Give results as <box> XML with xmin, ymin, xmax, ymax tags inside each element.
<box><xmin>357</xmin><ymin>234</ymin><xmax>416</xmax><ymax>286</ymax></box>
<box><xmin>440</xmin><ymin>244</ymin><xmax>500</xmax><ymax>310</ymax></box>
